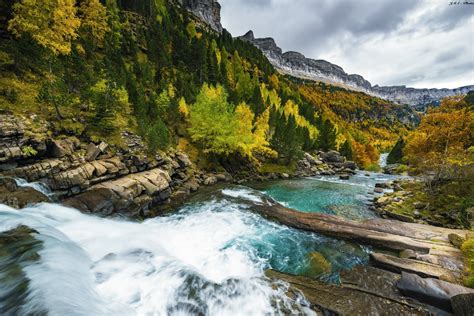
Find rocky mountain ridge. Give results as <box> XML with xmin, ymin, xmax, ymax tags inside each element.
<box><xmin>240</xmin><ymin>31</ymin><xmax>473</xmax><ymax>107</ymax></box>
<box><xmin>177</xmin><ymin>0</ymin><xmax>222</xmax><ymax>32</ymax></box>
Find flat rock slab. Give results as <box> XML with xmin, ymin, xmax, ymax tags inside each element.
<box><xmin>266</xmin><ymin>269</ymin><xmax>430</xmax><ymax>315</ymax></box>
<box><xmin>254</xmin><ymin>202</ymin><xmax>466</xmax><ymax>254</ymax></box>
<box><xmin>370</xmin><ymin>252</ymin><xmax>459</xmax><ymax>280</ymax></box>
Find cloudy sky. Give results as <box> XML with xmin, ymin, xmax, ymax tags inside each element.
<box><xmin>220</xmin><ymin>0</ymin><xmax>474</xmax><ymax>89</ymax></box>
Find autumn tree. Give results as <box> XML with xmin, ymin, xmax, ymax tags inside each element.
<box><xmin>188</xmin><ymin>84</ymin><xmax>239</xmax><ymax>155</ymax></box>
<box><xmin>79</xmin><ymin>0</ymin><xmax>110</xmax><ymax>47</ymax></box>
<box><xmin>404</xmin><ymin>96</ymin><xmax>473</xmax><ymax>183</ymax></box>
<box><xmin>9</xmin><ymin>0</ymin><xmax>81</xmax><ymax>55</ymax></box>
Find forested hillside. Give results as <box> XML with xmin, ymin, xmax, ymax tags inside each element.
<box><xmin>0</xmin><ymin>0</ymin><xmax>415</xmax><ymax>170</ymax></box>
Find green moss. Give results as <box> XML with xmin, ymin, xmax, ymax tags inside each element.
<box><xmin>303</xmin><ymin>252</ymin><xmax>332</xmax><ymax>278</ymax></box>
<box><xmin>259</xmin><ymin>162</ymin><xmax>296</xmax><ymax>175</ymax></box>
<box><xmin>461</xmin><ymin>238</ymin><xmax>474</xmax><ymax>288</ymax></box>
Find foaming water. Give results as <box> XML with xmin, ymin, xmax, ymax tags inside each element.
<box><xmin>0</xmin><ymin>179</ymin><xmax>377</xmax><ymax>315</ymax></box>
<box><xmin>14</xmin><ymin>178</ymin><xmax>54</xmax><ymax>197</ymax></box>
<box><xmin>0</xmin><ymin>196</ymin><xmax>335</xmax><ymax>315</ymax></box>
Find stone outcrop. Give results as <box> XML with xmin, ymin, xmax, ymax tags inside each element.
<box><xmin>64</xmin><ymin>168</ymin><xmax>172</xmax><ymax>217</ymax></box>
<box><xmin>0</xmin><ymin>114</ymin><xmax>201</xmax><ymax>218</ymax></box>
<box><xmin>0</xmin><ymin>177</ymin><xmax>48</xmax><ymax>208</ymax></box>
<box><xmin>265</xmin><ymin>269</ymin><xmax>435</xmax><ymax>315</ymax></box>
<box><xmin>295</xmin><ymin>151</ymin><xmax>357</xmax><ymax>178</ymax></box>
<box><xmin>0</xmin><ymin>115</ymin><xmax>47</xmax><ymax>170</ymax></box>
<box><xmin>178</xmin><ymin>0</ymin><xmax>222</xmax><ymax>33</ymax></box>
<box><xmin>250</xmin><ymin>198</ymin><xmax>469</xmax><ymax>285</ymax></box>
<box><xmin>240</xmin><ymin>30</ymin><xmax>474</xmax><ymax>107</ymax></box>
<box><xmin>397</xmin><ymin>272</ymin><xmax>474</xmax><ymax>311</ymax></box>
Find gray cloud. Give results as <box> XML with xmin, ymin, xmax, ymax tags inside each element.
<box><xmin>220</xmin><ymin>0</ymin><xmax>474</xmax><ymax>88</ymax></box>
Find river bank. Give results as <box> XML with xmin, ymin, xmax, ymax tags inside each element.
<box><xmin>1</xmin><ymin>113</ymin><xmax>473</xmax><ymax>315</ymax></box>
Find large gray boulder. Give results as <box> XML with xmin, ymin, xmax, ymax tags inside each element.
<box><xmin>397</xmin><ymin>272</ymin><xmax>474</xmax><ymax>311</ymax></box>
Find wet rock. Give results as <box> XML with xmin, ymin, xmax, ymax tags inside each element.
<box><xmin>374</xmin><ymin>187</ymin><xmax>384</xmax><ymax>193</ymax></box>
<box><xmin>339</xmin><ymin>174</ymin><xmax>350</xmax><ymax>180</ymax></box>
<box><xmin>304</xmin><ymin>252</ymin><xmax>331</xmax><ymax>277</ymax></box>
<box><xmin>265</xmin><ymin>269</ymin><xmax>428</xmax><ymax>315</ymax></box>
<box><xmin>64</xmin><ymin>168</ymin><xmax>171</xmax><ymax>217</ymax></box>
<box><xmin>0</xmin><ymin>177</ymin><xmax>49</xmax><ymax>208</ymax></box>
<box><xmin>397</xmin><ymin>272</ymin><xmax>474</xmax><ymax>311</ymax></box>
<box><xmin>281</xmin><ymin>173</ymin><xmax>289</xmax><ymax>179</ymax></box>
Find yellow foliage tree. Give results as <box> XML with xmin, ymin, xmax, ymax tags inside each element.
<box><xmin>404</xmin><ymin>96</ymin><xmax>473</xmax><ymax>180</ymax></box>
<box><xmin>79</xmin><ymin>0</ymin><xmax>110</xmax><ymax>46</ymax></box>
<box><xmin>9</xmin><ymin>0</ymin><xmax>81</xmax><ymax>56</ymax></box>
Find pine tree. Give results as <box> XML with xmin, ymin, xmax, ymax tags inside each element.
<box><xmin>387</xmin><ymin>137</ymin><xmax>405</xmax><ymax>164</ymax></box>
<box><xmin>339</xmin><ymin>139</ymin><xmax>354</xmax><ymax>160</ymax></box>
<box><xmin>316</xmin><ymin>118</ymin><xmax>337</xmax><ymax>151</ymax></box>
<box><xmin>250</xmin><ymin>84</ymin><xmax>265</xmax><ymax>117</ymax></box>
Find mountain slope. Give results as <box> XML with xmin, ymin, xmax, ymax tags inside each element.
<box><xmin>240</xmin><ymin>30</ymin><xmax>474</xmax><ymax>107</ymax></box>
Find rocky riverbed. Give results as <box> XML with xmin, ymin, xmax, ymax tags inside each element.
<box><xmin>1</xmin><ymin>113</ymin><xmax>473</xmax><ymax>315</ymax></box>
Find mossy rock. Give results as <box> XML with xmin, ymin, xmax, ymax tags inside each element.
<box><xmin>461</xmin><ymin>238</ymin><xmax>474</xmax><ymax>288</ymax></box>
<box><xmin>303</xmin><ymin>252</ymin><xmax>332</xmax><ymax>278</ymax></box>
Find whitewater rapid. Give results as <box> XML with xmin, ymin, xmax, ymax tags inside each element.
<box><xmin>0</xmin><ymin>191</ymin><xmax>318</xmax><ymax>315</ymax></box>
<box><xmin>1</xmin><ymin>176</ymin><xmax>386</xmax><ymax>315</ymax></box>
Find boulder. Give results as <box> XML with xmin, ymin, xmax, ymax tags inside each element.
<box><xmin>304</xmin><ymin>252</ymin><xmax>331</xmax><ymax>277</ymax></box>
<box><xmin>203</xmin><ymin>176</ymin><xmax>217</xmax><ymax>186</ymax></box>
<box><xmin>342</xmin><ymin>161</ymin><xmax>357</xmax><ymax>170</ymax></box>
<box><xmin>265</xmin><ymin>269</ymin><xmax>428</xmax><ymax>315</ymax></box>
<box><xmin>64</xmin><ymin>168</ymin><xmax>171</xmax><ymax>217</ymax></box>
<box><xmin>176</xmin><ymin>152</ymin><xmax>192</xmax><ymax>168</ymax></box>
<box><xmin>400</xmin><ymin>249</ymin><xmax>418</xmax><ymax>259</ymax></box>
<box><xmin>0</xmin><ymin>177</ymin><xmax>49</xmax><ymax>208</ymax></box>
<box><xmin>48</xmin><ymin>138</ymin><xmax>76</xmax><ymax>158</ymax></box>
<box><xmin>374</xmin><ymin>187</ymin><xmax>384</xmax><ymax>193</ymax></box>
<box><xmin>85</xmin><ymin>143</ymin><xmax>101</xmax><ymax>161</ymax></box>
<box><xmin>413</xmin><ymin>201</ymin><xmax>427</xmax><ymax>209</ymax></box>
<box><xmin>320</xmin><ymin>150</ymin><xmax>344</xmax><ymax>163</ymax></box>
<box><xmin>397</xmin><ymin>272</ymin><xmax>474</xmax><ymax>311</ymax></box>
<box><xmin>451</xmin><ymin>293</ymin><xmax>474</xmax><ymax>315</ymax></box>
<box><xmin>448</xmin><ymin>233</ymin><xmax>465</xmax><ymax>248</ymax></box>
<box><xmin>339</xmin><ymin>174</ymin><xmax>350</xmax><ymax>180</ymax></box>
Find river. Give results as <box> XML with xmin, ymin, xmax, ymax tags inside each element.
<box><xmin>0</xmin><ymin>172</ymin><xmax>400</xmax><ymax>315</ymax></box>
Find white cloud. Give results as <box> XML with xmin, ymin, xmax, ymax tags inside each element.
<box><xmin>220</xmin><ymin>0</ymin><xmax>474</xmax><ymax>88</ymax></box>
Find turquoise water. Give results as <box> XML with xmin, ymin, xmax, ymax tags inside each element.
<box><xmin>252</xmin><ymin>172</ymin><xmax>400</xmax><ymax>220</ymax></box>
<box><xmin>1</xmin><ymin>173</ymin><xmax>397</xmax><ymax>314</ymax></box>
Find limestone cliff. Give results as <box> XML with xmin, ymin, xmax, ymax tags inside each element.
<box><xmin>178</xmin><ymin>0</ymin><xmax>222</xmax><ymax>32</ymax></box>
<box><xmin>240</xmin><ymin>30</ymin><xmax>474</xmax><ymax>107</ymax></box>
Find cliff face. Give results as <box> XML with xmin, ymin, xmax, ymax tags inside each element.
<box><xmin>178</xmin><ymin>0</ymin><xmax>222</xmax><ymax>32</ymax></box>
<box><xmin>240</xmin><ymin>31</ymin><xmax>474</xmax><ymax>107</ymax></box>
